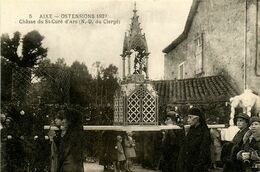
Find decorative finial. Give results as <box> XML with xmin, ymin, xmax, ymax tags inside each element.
<box><xmin>133</xmin><ymin>2</ymin><xmax>137</xmax><ymax>13</ymax></box>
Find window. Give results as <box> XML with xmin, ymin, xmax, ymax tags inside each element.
<box><xmin>178</xmin><ymin>62</ymin><xmax>185</xmax><ymax>79</ymax></box>
<box><xmin>194</xmin><ymin>33</ymin><xmax>203</xmax><ymax>74</ymax></box>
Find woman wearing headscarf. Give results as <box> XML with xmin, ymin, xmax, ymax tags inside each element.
<box><xmin>176</xmin><ymin>107</ymin><xmax>211</xmax><ymax>172</ymax></box>
<box><xmin>56</xmin><ymin>108</ymin><xmax>84</xmax><ymax>172</ymax></box>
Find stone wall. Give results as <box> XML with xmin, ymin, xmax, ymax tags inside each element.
<box><xmin>164</xmin><ymin>40</ymin><xmax>187</xmax><ymax>79</ymax></box>
<box><xmin>164</xmin><ymin>0</ymin><xmax>260</xmax><ymax>94</ymax></box>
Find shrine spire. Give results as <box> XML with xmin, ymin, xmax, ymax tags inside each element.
<box><xmin>121</xmin><ymin>2</ymin><xmax>150</xmax><ymax>80</ymax></box>
<box><xmin>129</xmin><ymin>2</ymin><xmax>143</xmax><ymax>40</ymax></box>
<box><xmin>133</xmin><ymin>1</ymin><xmax>137</xmax><ymax>13</ymax></box>
<box><xmin>121</xmin><ymin>2</ymin><xmax>148</xmax><ymax>54</ymax></box>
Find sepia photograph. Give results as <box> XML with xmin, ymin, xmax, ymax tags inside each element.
<box><xmin>1</xmin><ymin>0</ymin><xmax>260</xmax><ymax>171</ymax></box>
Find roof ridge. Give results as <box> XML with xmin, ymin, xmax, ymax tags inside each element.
<box><xmin>152</xmin><ymin>75</ymin><xmax>224</xmax><ymax>82</ymax></box>
<box><xmin>162</xmin><ymin>0</ymin><xmax>201</xmax><ymax>53</ymax></box>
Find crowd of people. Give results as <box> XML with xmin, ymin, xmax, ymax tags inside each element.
<box><xmin>98</xmin><ymin>107</ymin><xmax>260</xmax><ymax>172</ymax></box>
<box><xmin>158</xmin><ymin>107</ymin><xmax>212</xmax><ymax>172</ymax></box>
<box><xmin>2</xmin><ymin>102</ymin><xmax>260</xmax><ymax>172</ymax></box>
<box><xmin>47</xmin><ymin>108</ymin><xmax>85</xmax><ymax>172</ymax></box>
<box><xmin>221</xmin><ymin>114</ymin><xmax>260</xmax><ymax>172</ymax></box>
<box><xmin>99</xmin><ymin>131</ymin><xmax>137</xmax><ymax>172</ymax></box>
<box><xmin>158</xmin><ymin>107</ymin><xmax>260</xmax><ymax>172</ymax></box>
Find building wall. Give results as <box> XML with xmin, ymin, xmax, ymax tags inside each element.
<box><xmin>164</xmin><ymin>40</ymin><xmax>187</xmax><ymax>79</ymax></box>
<box><xmin>164</xmin><ymin>0</ymin><xmax>260</xmax><ymax>94</ymax></box>
<box><xmin>246</xmin><ymin>0</ymin><xmax>260</xmax><ymax>93</ymax></box>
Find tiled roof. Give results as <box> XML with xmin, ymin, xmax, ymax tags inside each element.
<box><xmin>152</xmin><ymin>75</ymin><xmax>238</xmax><ymax>105</ymax></box>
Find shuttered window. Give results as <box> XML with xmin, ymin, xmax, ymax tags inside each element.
<box><xmin>178</xmin><ymin>62</ymin><xmax>185</xmax><ymax>79</ymax></box>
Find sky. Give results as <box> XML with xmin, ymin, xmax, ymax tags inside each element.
<box><xmin>0</xmin><ymin>0</ymin><xmax>192</xmax><ymax>80</ymax></box>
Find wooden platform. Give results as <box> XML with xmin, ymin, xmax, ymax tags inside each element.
<box><xmin>44</xmin><ymin>124</ymin><xmax>226</xmax><ymax>131</ymax></box>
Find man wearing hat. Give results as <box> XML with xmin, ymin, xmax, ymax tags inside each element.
<box><xmin>222</xmin><ymin>113</ymin><xmax>250</xmax><ymax>172</ymax></box>
<box><xmin>176</xmin><ymin>107</ymin><xmax>211</xmax><ymax>172</ymax></box>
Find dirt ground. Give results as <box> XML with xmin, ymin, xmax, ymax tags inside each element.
<box><xmin>84</xmin><ymin>163</ymin><xmax>223</xmax><ymax>172</ymax></box>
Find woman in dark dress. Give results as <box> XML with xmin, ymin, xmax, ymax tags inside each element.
<box><xmin>177</xmin><ymin>107</ymin><xmax>211</xmax><ymax>172</ymax></box>
<box><xmin>57</xmin><ymin>108</ymin><xmax>84</xmax><ymax>172</ymax></box>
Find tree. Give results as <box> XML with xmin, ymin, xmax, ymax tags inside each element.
<box><xmin>101</xmin><ymin>64</ymin><xmax>120</xmax><ymax>105</ymax></box>
<box><xmin>70</xmin><ymin>61</ymin><xmax>93</xmax><ymax>106</ymax></box>
<box><xmin>34</xmin><ymin>58</ymin><xmax>70</xmax><ymax>104</ymax></box>
<box><xmin>1</xmin><ymin>30</ymin><xmax>47</xmax><ymax>102</ymax></box>
<box><xmin>1</xmin><ymin>30</ymin><xmax>47</xmax><ymax>67</ymax></box>
<box><xmin>1</xmin><ymin>58</ymin><xmax>12</xmax><ymax>101</ymax></box>
<box><xmin>92</xmin><ymin>61</ymin><xmax>103</xmax><ymax>106</ymax></box>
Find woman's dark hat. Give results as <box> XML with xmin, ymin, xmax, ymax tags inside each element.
<box><xmin>188</xmin><ymin>107</ymin><xmax>203</xmax><ymax>117</ymax></box>
<box><xmin>166</xmin><ymin>111</ymin><xmax>178</xmax><ymax>118</ymax></box>
<box><xmin>250</xmin><ymin>116</ymin><xmax>260</xmax><ymax>125</ymax></box>
<box><xmin>56</xmin><ymin>110</ymin><xmax>65</xmax><ymax>120</ymax></box>
<box><xmin>235</xmin><ymin>113</ymin><xmax>249</xmax><ymax>123</ymax></box>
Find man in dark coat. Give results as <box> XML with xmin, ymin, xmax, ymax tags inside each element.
<box><xmin>160</xmin><ymin>111</ymin><xmax>184</xmax><ymax>172</ymax></box>
<box><xmin>57</xmin><ymin>108</ymin><xmax>84</xmax><ymax>172</ymax></box>
<box><xmin>99</xmin><ymin>130</ymin><xmax>117</xmax><ymax>171</ymax></box>
<box><xmin>177</xmin><ymin>107</ymin><xmax>211</xmax><ymax>172</ymax></box>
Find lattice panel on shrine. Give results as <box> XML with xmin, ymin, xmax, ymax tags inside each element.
<box><xmin>127</xmin><ymin>89</ymin><xmax>141</xmax><ymax>124</ymax></box>
<box><xmin>114</xmin><ymin>96</ymin><xmax>119</xmax><ymax>123</ymax></box>
<box><xmin>126</xmin><ymin>86</ymin><xmax>157</xmax><ymax>125</ymax></box>
<box><xmin>118</xmin><ymin>95</ymin><xmax>124</xmax><ymax>123</ymax></box>
<box><xmin>142</xmin><ymin>92</ymin><xmax>156</xmax><ymax>123</ymax></box>
<box><xmin>113</xmin><ymin>83</ymin><xmax>158</xmax><ymax>126</ymax></box>
<box><xmin>114</xmin><ymin>92</ymin><xmax>124</xmax><ymax>124</ymax></box>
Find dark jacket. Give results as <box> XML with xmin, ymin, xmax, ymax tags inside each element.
<box><xmin>222</xmin><ymin>127</ymin><xmax>249</xmax><ymax>172</ymax></box>
<box><xmin>237</xmin><ymin>132</ymin><xmax>260</xmax><ymax>172</ymax></box>
<box><xmin>233</xmin><ymin>127</ymin><xmax>250</xmax><ymax>145</ymax></box>
<box><xmin>160</xmin><ymin>129</ymin><xmax>184</xmax><ymax>172</ymax></box>
<box><xmin>57</xmin><ymin>128</ymin><xmax>84</xmax><ymax>172</ymax></box>
<box><xmin>99</xmin><ymin>131</ymin><xmax>117</xmax><ymax>165</ymax></box>
<box><xmin>177</xmin><ymin>124</ymin><xmax>211</xmax><ymax>172</ymax></box>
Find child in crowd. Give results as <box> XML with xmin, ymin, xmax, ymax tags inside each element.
<box><xmin>116</xmin><ymin>135</ymin><xmax>126</xmax><ymax>172</ymax></box>
<box><xmin>124</xmin><ymin>131</ymin><xmax>136</xmax><ymax>172</ymax></box>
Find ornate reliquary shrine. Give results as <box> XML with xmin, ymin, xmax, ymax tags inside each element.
<box><xmin>114</xmin><ymin>75</ymin><xmax>159</xmax><ymax>125</ymax></box>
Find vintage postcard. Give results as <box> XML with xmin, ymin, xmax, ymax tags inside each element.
<box><xmin>1</xmin><ymin>0</ymin><xmax>259</xmax><ymax>171</ymax></box>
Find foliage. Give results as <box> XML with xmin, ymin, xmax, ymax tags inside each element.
<box><xmin>1</xmin><ymin>30</ymin><xmax>47</xmax><ymax>67</ymax></box>
<box><xmin>70</xmin><ymin>61</ymin><xmax>93</xmax><ymax>106</ymax></box>
<box><xmin>31</xmin><ymin>59</ymin><xmax>119</xmax><ymax>107</ymax></box>
<box><xmin>32</xmin><ymin>58</ymin><xmax>70</xmax><ymax>104</ymax></box>
<box><xmin>100</xmin><ymin>64</ymin><xmax>120</xmax><ymax>105</ymax></box>
<box><xmin>1</xmin><ymin>30</ymin><xmax>48</xmax><ymax>102</ymax></box>
<box><xmin>1</xmin><ymin>58</ymin><xmax>12</xmax><ymax>101</ymax></box>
